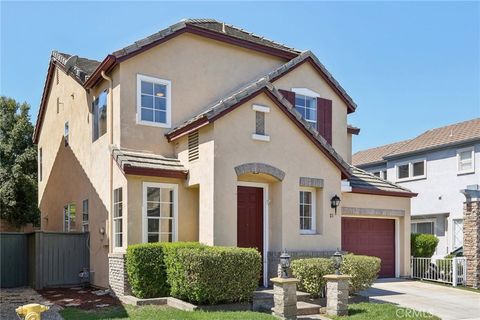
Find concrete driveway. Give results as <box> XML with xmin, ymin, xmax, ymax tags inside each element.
<box><xmin>359</xmin><ymin>278</ymin><xmax>480</xmax><ymax>320</ymax></box>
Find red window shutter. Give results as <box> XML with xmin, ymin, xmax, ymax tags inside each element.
<box><xmin>278</xmin><ymin>89</ymin><xmax>295</xmax><ymax>106</ymax></box>
<box><xmin>317</xmin><ymin>98</ymin><xmax>332</xmax><ymax>145</ymax></box>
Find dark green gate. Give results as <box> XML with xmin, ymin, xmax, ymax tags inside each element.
<box><xmin>0</xmin><ymin>233</ymin><xmax>28</xmax><ymax>287</ymax></box>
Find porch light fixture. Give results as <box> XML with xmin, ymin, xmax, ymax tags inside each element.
<box><xmin>333</xmin><ymin>249</ymin><xmax>343</xmax><ymax>275</ymax></box>
<box><xmin>330</xmin><ymin>194</ymin><xmax>341</xmax><ymax>214</ymax></box>
<box><xmin>280</xmin><ymin>249</ymin><xmax>291</xmax><ymax>278</ymax></box>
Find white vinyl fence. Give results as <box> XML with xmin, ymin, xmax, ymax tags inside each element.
<box><xmin>411</xmin><ymin>257</ymin><xmax>467</xmax><ymax>286</ymax></box>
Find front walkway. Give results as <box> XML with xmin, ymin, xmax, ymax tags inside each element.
<box><xmin>359</xmin><ymin>278</ymin><xmax>480</xmax><ymax>320</ymax></box>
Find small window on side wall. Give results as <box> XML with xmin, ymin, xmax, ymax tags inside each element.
<box><xmin>457</xmin><ymin>147</ymin><xmax>474</xmax><ymax>174</ymax></box>
<box><xmin>137</xmin><ymin>75</ymin><xmax>171</xmax><ymax>128</ymax></box>
<box><xmin>299</xmin><ymin>188</ymin><xmax>316</xmax><ymax>234</ymax></box>
<box><xmin>113</xmin><ymin>188</ymin><xmax>123</xmax><ymax>248</ymax></box>
<box><xmin>64</xmin><ymin>122</ymin><xmax>69</xmax><ymax>147</ymax></box>
<box><xmin>396</xmin><ymin>159</ymin><xmax>426</xmax><ymax>181</ymax></box>
<box><xmin>92</xmin><ymin>91</ymin><xmax>107</xmax><ymax>141</ymax></box>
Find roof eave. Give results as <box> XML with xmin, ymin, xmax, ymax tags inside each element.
<box><xmin>353</xmin><ymin>159</ymin><xmax>387</xmax><ymax>168</ymax></box>
<box><xmin>384</xmin><ymin>137</ymin><xmax>480</xmax><ymax>160</ymax></box>
<box><xmin>84</xmin><ymin>54</ymin><xmax>117</xmax><ymax>89</ymax></box>
<box><xmin>350</xmin><ymin>187</ymin><xmax>418</xmax><ymax>198</ymax></box>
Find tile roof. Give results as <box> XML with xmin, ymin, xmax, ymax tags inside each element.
<box><xmin>52</xmin><ymin>51</ymin><xmax>101</xmax><ymax>83</ymax></box>
<box><xmin>111</xmin><ymin>147</ymin><xmax>187</xmax><ymax>173</ymax></box>
<box><xmin>352</xmin><ymin>140</ymin><xmax>411</xmax><ymax>166</ymax></box>
<box><xmin>353</xmin><ymin>118</ymin><xmax>480</xmax><ymax>166</ymax></box>
<box><xmin>166</xmin><ymin>76</ymin><xmax>352</xmax><ymax>177</ymax></box>
<box><xmin>386</xmin><ymin>118</ymin><xmax>480</xmax><ymax>158</ymax></box>
<box><xmin>112</xmin><ymin>18</ymin><xmax>301</xmax><ymax>59</ymax></box>
<box><xmin>349</xmin><ymin>166</ymin><xmax>416</xmax><ymax>196</ymax></box>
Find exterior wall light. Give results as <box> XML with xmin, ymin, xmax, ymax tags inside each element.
<box><xmin>332</xmin><ymin>249</ymin><xmax>343</xmax><ymax>275</ymax></box>
<box><xmin>330</xmin><ymin>194</ymin><xmax>341</xmax><ymax>214</ymax></box>
<box><xmin>280</xmin><ymin>250</ymin><xmax>291</xmax><ymax>278</ymax></box>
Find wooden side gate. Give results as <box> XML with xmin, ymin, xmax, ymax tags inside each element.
<box><xmin>0</xmin><ymin>231</ymin><xmax>89</xmax><ymax>289</ymax></box>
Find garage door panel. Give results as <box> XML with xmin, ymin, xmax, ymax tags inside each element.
<box><xmin>342</xmin><ymin>217</ymin><xmax>395</xmax><ymax>278</ymax></box>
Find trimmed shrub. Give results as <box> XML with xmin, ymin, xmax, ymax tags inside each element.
<box><xmin>411</xmin><ymin>233</ymin><xmax>439</xmax><ymax>258</ymax></box>
<box><xmin>340</xmin><ymin>254</ymin><xmax>381</xmax><ymax>293</ymax></box>
<box><xmin>164</xmin><ymin>246</ymin><xmax>261</xmax><ymax>305</ymax></box>
<box><xmin>126</xmin><ymin>242</ymin><xmax>203</xmax><ymax>298</ymax></box>
<box><xmin>291</xmin><ymin>258</ymin><xmax>334</xmax><ymax>297</ymax></box>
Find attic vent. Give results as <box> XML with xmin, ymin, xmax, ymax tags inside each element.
<box><xmin>188</xmin><ymin>130</ymin><xmax>199</xmax><ymax>162</ymax></box>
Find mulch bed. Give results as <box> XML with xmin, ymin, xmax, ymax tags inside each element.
<box><xmin>38</xmin><ymin>286</ymin><xmax>121</xmax><ymax>310</ymax></box>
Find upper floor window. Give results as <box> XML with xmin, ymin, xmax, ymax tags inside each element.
<box><xmin>372</xmin><ymin>170</ymin><xmax>387</xmax><ymax>180</ymax></box>
<box><xmin>92</xmin><ymin>91</ymin><xmax>107</xmax><ymax>141</ymax></box>
<box><xmin>82</xmin><ymin>199</ymin><xmax>89</xmax><ymax>232</ymax></box>
<box><xmin>411</xmin><ymin>220</ymin><xmax>434</xmax><ymax>235</ymax></box>
<box><xmin>295</xmin><ymin>94</ymin><xmax>317</xmax><ymax>129</ymax></box>
<box><xmin>64</xmin><ymin>121</ymin><xmax>69</xmax><ymax>147</ymax></box>
<box><xmin>396</xmin><ymin>159</ymin><xmax>426</xmax><ymax>181</ymax></box>
<box><xmin>457</xmin><ymin>147</ymin><xmax>475</xmax><ymax>174</ymax></box>
<box><xmin>64</xmin><ymin>203</ymin><xmax>76</xmax><ymax>232</ymax></box>
<box><xmin>137</xmin><ymin>74</ymin><xmax>171</xmax><ymax>128</ymax></box>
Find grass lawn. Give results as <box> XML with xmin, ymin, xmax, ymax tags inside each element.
<box><xmin>329</xmin><ymin>302</ymin><xmax>440</xmax><ymax>320</ymax></box>
<box><xmin>59</xmin><ymin>305</ymin><xmax>276</xmax><ymax>320</ymax></box>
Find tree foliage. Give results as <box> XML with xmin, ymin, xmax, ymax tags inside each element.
<box><xmin>0</xmin><ymin>96</ymin><xmax>39</xmax><ymax>227</ymax></box>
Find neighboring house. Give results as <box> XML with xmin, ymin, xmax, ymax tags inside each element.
<box><xmin>34</xmin><ymin>19</ymin><xmax>415</xmax><ymax>289</ymax></box>
<box><xmin>353</xmin><ymin>118</ymin><xmax>480</xmax><ymax>257</ymax></box>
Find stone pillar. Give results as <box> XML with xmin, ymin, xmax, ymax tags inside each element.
<box><xmin>323</xmin><ymin>275</ymin><xmax>351</xmax><ymax>316</ymax></box>
<box><xmin>461</xmin><ymin>189</ymin><xmax>480</xmax><ymax>288</ymax></box>
<box><xmin>270</xmin><ymin>277</ymin><xmax>299</xmax><ymax>320</ymax></box>
<box><xmin>108</xmin><ymin>253</ymin><xmax>131</xmax><ymax>296</ymax></box>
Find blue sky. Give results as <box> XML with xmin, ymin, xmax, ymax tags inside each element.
<box><xmin>1</xmin><ymin>1</ymin><xmax>479</xmax><ymax>152</ymax></box>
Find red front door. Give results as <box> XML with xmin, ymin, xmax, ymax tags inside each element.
<box><xmin>341</xmin><ymin>217</ymin><xmax>395</xmax><ymax>278</ymax></box>
<box><xmin>237</xmin><ymin>186</ymin><xmax>264</xmax><ymax>283</ymax></box>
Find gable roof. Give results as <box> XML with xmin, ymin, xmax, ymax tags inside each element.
<box><xmin>352</xmin><ymin>139</ymin><xmax>411</xmax><ymax>167</ymax></box>
<box><xmin>33</xmin><ymin>51</ymin><xmax>101</xmax><ymax>143</ymax></box>
<box><xmin>34</xmin><ymin>19</ymin><xmax>357</xmax><ymax>143</ymax></box>
<box><xmin>166</xmin><ymin>77</ymin><xmax>352</xmax><ymax>179</ymax></box>
<box><xmin>349</xmin><ymin>166</ymin><xmax>417</xmax><ymax>198</ymax></box>
<box><xmin>353</xmin><ymin>118</ymin><xmax>480</xmax><ymax>167</ymax></box>
<box><xmin>385</xmin><ymin>118</ymin><xmax>480</xmax><ymax>158</ymax></box>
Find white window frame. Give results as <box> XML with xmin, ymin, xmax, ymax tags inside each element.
<box><xmin>411</xmin><ymin>219</ymin><xmax>435</xmax><ymax>235</ymax></box>
<box><xmin>142</xmin><ymin>182</ymin><xmax>178</xmax><ymax>243</ymax></box>
<box><xmin>395</xmin><ymin>158</ymin><xmax>427</xmax><ymax>182</ymax></box>
<box><xmin>113</xmin><ymin>188</ymin><xmax>123</xmax><ymax>250</ymax></box>
<box><xmin>63</xmin><ymin>203</ymin><xmax>76</xmax><ymax>232</ymax></box>
<box><xmin>82</xmin><ymin>199</ymin><xmax>89</xmax><ymax>232</ymax></box>
<box><xmin>452</xmin><ymin>218</ymin><xmax>463</xmax><ymax>249</ymax></box>
<box><xmin>136</xmin><ymin>74</ymin><xmax>172</xmax><ymax>128</ymax></box>
<box><xmin>457</xmin><ymin>147</ymin><xmax>475</xmax><ymax>175</ymax></box>
<box><xmin>292</xmin><ymin>88</ymin><xmax>320</xmax><ymax>130</ymax></box>
<box><xmin>299</xmin><ymin>187</ymin><xmax>317</xmax><ymax>235</ymax></box>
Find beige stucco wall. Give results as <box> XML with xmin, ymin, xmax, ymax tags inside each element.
<box><xmin>124</xmin><ymin>175</ymin><xmax>198</xmax><ymax>246</ymax></box>
<box><xmin>342</xmin><ymin>192</ymin><xmax>412</xmax><ymax>277</ymax></box>
<box><xmin>207</xmin><ymin>92</ymin><xmax>342</xmax><ymax>251</ymax></box>
<box><xmin>118</xmin><ymin>32</ymin><xmax>285</xmax><ymax>157</ymax></box>
<box><xmin>273</xmin><ymin>62</ymin><xmax>349</xmax><ymax>161</ymax></box>
<box><xmin>37</xmin><ymin>65</ymin><xmax>123</xmax><ymax>287</ymax></box>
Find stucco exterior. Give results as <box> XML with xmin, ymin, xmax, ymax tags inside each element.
<box><xmin>359</xmin><ymin>142</ymin><xmax>480</xmax><ymax>256</ymax></box>
<box><xmin>36</xmin><ymin>21</ymin><xmax>413</xmax><ymax>288</ymax></box>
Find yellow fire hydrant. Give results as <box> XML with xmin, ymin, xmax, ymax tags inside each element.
<box><xmin>15</xmin><ymin>303</ymin><xmax>49</xmax><ymax>320</ymax></box>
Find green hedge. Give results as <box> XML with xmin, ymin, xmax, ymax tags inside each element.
<box><xmin>340</xmin><ymin>254</ymin><xmax>381</xmax><ymax>293</ymax></box>
<box><xmin>411</xmin><ymin>233</ymin><xmax>439</xmax><ymax>257</ymax></box>
<box><xmin>126</xmin><ymin>242</ymin><xmax>203</xmax><ymax>298</ymax></box>
<box><xmin>291</xmin><ymin>258</ymin><xmax>333</xmax><ymax>297</ymax></box>
<box><xmin>291</xmin><ymin>254</ymin><xmax>381</xmax><ymax>296</ymax></box>
<box><xmin>164</xmin><ymin>246</ymin><xmax>261</xmax><ymax>305</ymax></box>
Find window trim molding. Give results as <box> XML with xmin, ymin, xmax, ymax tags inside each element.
<box><xmin>142</xmin><ymin>182</ymin><xmax>178</xmax><ymax>243</ymax></box>
<box><xmin>395</xmin><ymin>158</ymin><xmax>427</xmax><ymax>182</ymax></box>
<box><xmin>292</xmin><ymin>87</ymin><xmax>321</xmax><ymax>98</ymax></box>
<box><xmin>457</xmin><ymin>146</ymin><xmax>475</xmax><ymax>175</ymax></box>
<box><xmin>136</xmin><ymin>74</ymin><xmax>172</xmax><ymax>128</ymax></box>
<box><xmin>299</xmin><ymin>187</ymin><xmax>317</xmax><ymax>235</ymax></box>
<box><xmin>252</xmin><ymin>104</ymin><xmax>270</xmax><ymax>113</ymax></box>
<box><xmin>112</xmin><ymin>188</ymin><xmax>124</xmax><ymax>252</ymax></box>
<box><xmin>411</xmin><ymin>218</ymin><xmax>435</xmax><ymax>234</ymax></box>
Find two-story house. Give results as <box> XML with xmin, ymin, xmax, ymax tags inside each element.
<box><xmin>353</xmin><ymin>118</ymin><xmax>480</xmax><ymax>257</ymax></box>
<box><xmin>34</xmin><ymin>19</ymin><xmax>415</xmax><ymax>289</ymax></box>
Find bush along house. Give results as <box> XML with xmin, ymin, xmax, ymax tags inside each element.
<box><xmin>34</xmin><ymin>19</ymin><xmax>416</xmax><ymax>290</ymax></box>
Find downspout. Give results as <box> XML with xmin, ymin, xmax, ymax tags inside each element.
<box><xmin>101</xmin><ymin>71</ymin><xmax>113</xmax><ymax>251</ymax></box>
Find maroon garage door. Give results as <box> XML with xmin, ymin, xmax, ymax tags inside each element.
<box><xmin>341</xmin><ymin>217</ymin><xmax>395</xmax><ymax>278</ymax></box>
